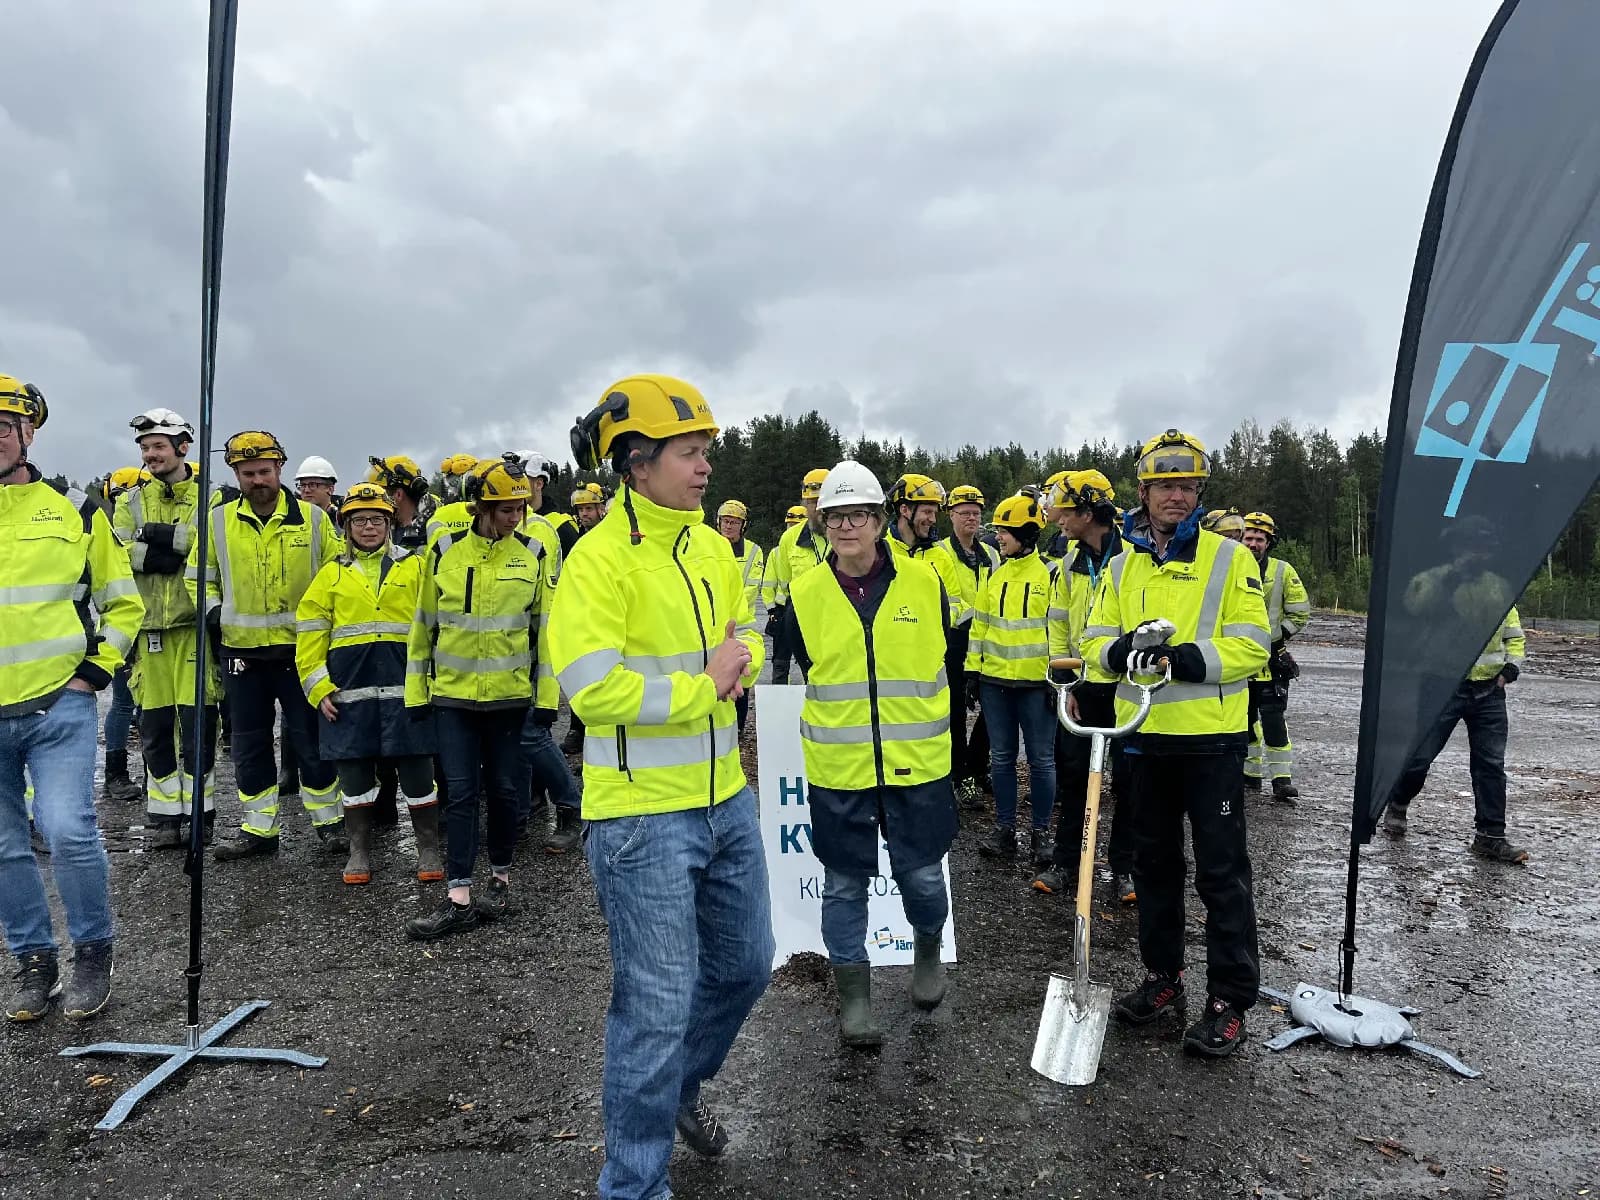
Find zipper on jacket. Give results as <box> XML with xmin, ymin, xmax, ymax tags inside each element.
<box><xmin>463</xmin><ymin>566</ymin><xmax>475</xmax><ymax>615</ymax></box>
<box><xmin>998</xmin><ymin>581</ymin><xmax>1010</xmax><ymax>621</ymax></box>
<box><xmin>1023</xmin><ymin>582</ymin><xmax>1033</xmax><ymax>618</ymax></box>
<box><xmin>864</xmin><ymin>623</ymin><xmax>886</xmax><ymax>788</ymax></box>
<box><xmin>672</xmin><ymin>528</ymin><xmax>716</xmax><ymax>807</ymax></box>
<box><xmin>616</xmin><ymin>727</ymin><xmax>633</xmax><ymax>781</ymax></box>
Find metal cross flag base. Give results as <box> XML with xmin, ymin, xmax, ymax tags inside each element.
<box><xmin>60</xmin><ymin>1000</ymin><xmax>328</xmax><ymax>1131</ymax></box>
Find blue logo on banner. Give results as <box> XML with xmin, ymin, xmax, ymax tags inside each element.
<box><xmin>1417</xmin><ymin>242</ymin><xmax>1600</xmax><ymax>517</ymax></box>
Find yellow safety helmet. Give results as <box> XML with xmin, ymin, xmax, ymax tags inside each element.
<box><xmin>800</xmin><ymin>468</ymin><xmax>830</xmax><ymax>500</ymax></box>
<box><xmin>466</xmin><ymin>454</ymin><xmax>533</xmax><ymax>504</ymax></box>
<box><xmin>0</xmin><ymin>375</ymin><xmax>48</xmax><ymax>430</ymax></box>
<box><xmin>339</xmin><ymin>481</ymin><xmax>396</xmax><ymax>523</ymax></box>
<box><xmin>571</xmin><ymin>481</ymin><xmax>605</xmax><ymax>508</ymax></box>
<box><xmin>888</xmin><ymin>474</ymin><xmax>947</xmax><ymax>509</ymax></box>
<box><xmin>945</xmin><ymin>484</ymin><xmax>985</xmax><ymax>510</ymax></box>
<box><xmin>992</xmin><ymin>493</ymin><xmax>1045</xmax><ymax>533</ymax></box>
<box><xmin>1135</xmin><ymin>429</ymin><xmax>1210</xmax><ymax>482</ymax></box>
<box><xmin>1213</xmin><ymin>510</ymin><xmax>1246</xmax><ymax>537</ymax></box>
<box><xmin>223</xmin><ymin>430</ymin><xmax>287</xmax><ymax>466</ymax></box>
<box><xmin>717</xmin><ymin>499</ymin><xmax>749</xmax><ymax>523</ymax></box>
<box><xmin>570</xmin><ymin>374</ymin><xmax>719</xmax><ymax>472</ymax></box>
<box><xmin>107</xmin><ymin>467</ymin><xmax>152</xmax><ymax>494</ymax></box>
<box><xmin>1042</xmin><ymin>470</ymin><xmax>1071</xmax><ymax>497</ymax></box>
<box><xmin>439</xmin><ymin>452</ymin><xmax>479</xmax><ymax>478</ymax></box>
<box><xmin>1048</xmin><ymin>469</ymin><xmax>1117</xmax><ymax>512</ymax></box>
<box><xmin>367</xmin><ymin>454</ymin><xmax>429</xmax><ymax>502</ymax></box>
<box><xmin>785</xmin><ymin>504</ymin><xmax>806</xmax><ymax>526</ymax></box>
<box><xmin>1243</xmin><ymin>511</ymin><xmax>1277</xmax><ymax>538</ymax></box>
<box><xmin>1200</xmin><ymin>508</ymin><xmax>1227</xmax><ymax>531</ymax></box>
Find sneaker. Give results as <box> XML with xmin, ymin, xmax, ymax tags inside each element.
<box><xmin>1183</xmin><ymin>996</ymin><xmax>1247</xmax><ymax>1058</ymax></box>
<box><xmin>1272</xmin><ymin>778</ymin><xmax>1300</xmax><ymax>804</ymax></box>
<box><xmin>406</xmin><ymin>898</ymin><xmax>480</xmax><ymax>941</ymax></box>
<box><xmin>1109</xmin><ymin>872</ymin><xmax>1137</xmax><ymax>906</ymax></box>
<box><xmin>213</xmin><ymin>832</ymin><xmax>280</xmax><ymax>861</ymax></box>
<box><xmin>64</xmin><ymin>943</ymin><xmax>114</xmax><ymax>1021</ymax></box>
<box><xmin>1030</xmin><ymin>866</ymin><xmax>1076</xmax><ymax>895</ymax></box>
<box><xmin>473</xmin><ymin>877</ymin><xmax>512</xmax><ymax>921</ymax></box>
<box><xmin>675</xmin><ymin>1097</ymin><xmax>730</xmax><ymax>1158</ymax></box>
<box><xmin>1382</xmin><ymin>804</ymin><xmax>1408</xmax><ymax>836</ymax></box>
<box><xmin>1470</xmin><ymin>833</ymin><xmax>1529</xmax><ymax>864</ymax></box>
<box><xmin>5</xmin><ymin>952</ymin><xmax>61</xmax><ymax>1022</ymax></box>
<box><xmin>1113</xmin><ymin>971</ymin><xmax>1185</xmax><ymax>1026</ymax></box>
<box><xmin>976</xmin><ymin>825</ymin><xmax>1017</xmax><ymax>859</ymax></box>
<box><xmin>1242</xmin><ymin>775</ymin><xmax>1262</xmax><ymax>794</ymax></box>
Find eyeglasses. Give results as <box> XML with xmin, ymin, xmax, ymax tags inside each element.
<box><xmin>823</xmin><ymin>510</ymin><xmax>875</xmax><ymax>529</ymax></box>
<box><xmin>1149</xmin><ymin>479</ymin><xmax>1200</xmax><ymax>496</ymax></box>
<box><xmin>346</xmin><ymin>514</ymin><xmax>388</xmax><ymax>528</ymax></box>
<box><xmin>0</xmin><ymin>419</ymin><xmax>19</xmax><ymax>440</ymax></box>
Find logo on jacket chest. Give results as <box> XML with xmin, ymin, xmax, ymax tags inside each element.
<box><xmin>892</xmin><ymin>605</ymin><xmax>919</xmax><ymax>624</ymax></box>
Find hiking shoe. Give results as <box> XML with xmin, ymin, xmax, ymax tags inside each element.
<box><xmin>317</xmin><ymin>819</ymin><xmax>350</xmax><ymax>855</ymax></box>
<box><xmin>544</xmin><ymin>806</ymin><xmax>583</xmax><ymax>855</ymax></box>
<box><xmin>1382</xmin><ymin>804</ymin><xmax>1408</xmax><ymax>836</ymax></box>
<box><xmin>1242</xmin><ymin>776</ymin><xmax>1262</xmax><ymax>794</ymax></box>
<box><xmin>150</xmin><ymin>821</ymin><xmax>186</xmax><ymax>850</ymax></box>
<box><xmin>1272</xmin><ymin>778</ymin><xmax>1300</xmax><ymax>804</ymax></box>
<box><xmin>1109</xmin><ymin>872</ymin><xmax>1137</xmax><ymax>906</ymax></box>
<box><xmin>1184</xmin><ymin>996</ymin><xmax>1247</xmax><ymax>1058</ymax></box>
<box><xmin>977</xmin><ymin>825</ymin><xmax>1017</xmax><ymax>858</ymax></box>
<box><xmin>1470</xmin><ymin>833</ymin><xmax>1528</xmax><ymax>864</ymax></box>
<box><xmin>1030</xmin><ymin>866</ymin><xmax>1076</xmax><ymax>896</ymax></box>
<box><xmin>473</xmin><ymin>877</ymin><xmax>512</xmax><ymax>921</ymax></box>
<box><xmin>5</xmin><ymin>952</ymin><xmax>60</xmax><ymax>1022</ymax></box>
<box><xmin>1113</xmin><ymin>971</ymin><xmax>1185</xmax><ymax>1026</ymax></box>
<box><xmin>213</xmin><ymin>832</ymin><xmax>279</xmax><ymax>861</ymax></box>
<box><xmin>406</xmin><ymin>898</ymin><xmax>480</xmax><ymax>941</ymax></box>
<box><xmin>64</xmin><ymin>943</ymin><xmax>114</xmax><ymax>1021</ymax></box>
<box><xmin>676</xmin><ymin>1097</ymin><xmax>730</xmax><ymax>1158</ymax></box>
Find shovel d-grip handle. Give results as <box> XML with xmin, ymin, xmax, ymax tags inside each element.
<box><xmin>1048</xmin><ymin>655</ymin><xmax>1168</xmax><ymax>741</ymax></box>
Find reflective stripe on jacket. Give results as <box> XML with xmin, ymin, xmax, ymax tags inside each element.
<box><xmin>1470</xmin><ymin>606</ymin><xmax>1526</xmax><ymax>681</ymax></box>
<box><xmin>965</xmin><ymin>551</ymin><xmax>1056</xmax><ymax>686</ymax></box>
<box><xmin>113</xmin><ymin>467</ymin><xmax>203</xmax><ymax>631</ymax></box>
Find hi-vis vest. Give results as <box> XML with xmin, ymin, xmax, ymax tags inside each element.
<box><xmin>966</xmin><ymin>551</ymin><xmax>1056</xmax><ymax>685</ymax></box>
<box><xmin>791</xmin><ymin>554</ymin><xmax>950</xmax><ymax>791</ymax></box>
<box><xmin>114</xmin><ymin>468</ymin><xmax>204</xmax><ymax>631</ymax></box>
<box><xmin>1082</xmin><ymin>530</ymin><xmax>1270</xmax><ymax>741</ymax></box>
<box><xmin>189</xmin><ymin>488</ymin><xmax>339</xmax><ymax>651</ymax></box>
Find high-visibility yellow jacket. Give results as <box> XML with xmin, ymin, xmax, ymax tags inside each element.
<box><xmin>966</xmin><ymin>550</ymin><xmax>1056</xmax><ymax>686</ymax></box>
<box><xmin>727</xmin><ymin>538</ymin><xmax>765</xmax><ymax>618</ymax></box>
<box><xmin>518</xmin><ymin>510</ymin><xmax>565</xmax><ymax>710</ymax></box>
<box><xmin>1082</xmin><ymin>521</ymin><xmax>1271</xmax><ymax>748</ymax></box>
<box><xmin>406</xmin><ymin>525</ymin><xmax>544</xmax><ymax>711</ymax></box>
<box><xmin>930</xmin><ymin>534</ymin><xmax>999</xmax><ymax>631</ymax></box>
<box><xmin>888</xmin><ymin>528</ymin><xmax>969</xmax><ymax>627</ymax></box>
<box><xmin>0</xmin><ymin>468</ymin><xmax>144</xmax><ymax>716</ymax></box>
<box><xmin>1470</xmin><ymin>607</ymin><xmax>1525</xmax><ymax>682</ymax></box>
<box><xmin>1047</xmin><ymin>528</ymin><xmax>1123</xmax><ymax>685</ymax></box>
<box><xmin>186</xmin><ymin>488</ymin><xmax>340</xmax><ymax>653</ymax></box>
<box><xmin>1037</xmin><ymin>528</ymin><xmax>1071</xmax><ymax>568</ymax></box>
<box><xmin>424</xmin><ymin>500</ymin><xmax>473</xmax><ymax>551</ymax></box>
<box><xmin>764</xmin><ymin>519</ymin><xmax>826</xmax><ymax>609</ymax></box>
<box><xmin>113</xmin><ymin>466</ymin><xmax>204</xmax><ymax>631</ymax></box>
<box><xmin>547</xmin><ymin>486</ymin><xmax>762</xmax><ymax>819</ymax></box>
<box><xmin>792</xmin><ymin>550</ymin><xmax>950</xmax><ymax>790</ymax></box>
<box><xmin>1252</xmin><ymin>552</ymin><xmax>1311</xmax><ymax>681</ymax></box>
<box><xmin>296</xmin><ymin>544</ymin><xmax>428</xmax><ymax>759</ymax></box>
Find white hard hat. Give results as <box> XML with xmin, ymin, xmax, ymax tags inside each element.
<box><xmin>294</xmin><ymin>455</ymin><xmax>338</xmax><ymax>482</ymax></box>
<box><xmin>816</xmin><ymin>460</ymin><xmax>884</xmax><ymax>510</ymax></box>
<box><xmin>130</xmin><ymin>408</ymin><xmax>194</xmax><ymax>442</ymax></box>
<box><xmin>518</xmin><ymin>450</ymin><xmax>555</xmax><ymax>482</ymax></box>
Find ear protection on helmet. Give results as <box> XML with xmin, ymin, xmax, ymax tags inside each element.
<box><xmin>570</xmin><ymin>391</ymin><xmax>632</xmax><ymax>473</ymax></box>
<box><xmin>369</xmin><ymin>455</ymin><xmax>430</xmax><ymax>503</ymax></box>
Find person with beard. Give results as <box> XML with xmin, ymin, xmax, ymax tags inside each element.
<box><xmin>1239</xmin><ymin>512</ymin><xmax>1310</xmax><ymax>803</ymax></box>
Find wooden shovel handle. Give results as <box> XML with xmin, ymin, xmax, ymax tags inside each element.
<box><xmin>1049</xmin><ymin>657</ymin><xmax>1083</xmax><ymax>671</ymax></box>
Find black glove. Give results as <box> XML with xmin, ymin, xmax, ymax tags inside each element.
<box><xmin>1104</xmin><ymin>631</ymin><xmax>1136</xmax><ymax>675</ymax></box>
<box><xmin>205</xmin><ymin>606</ymin><xmax>224</xmax><ymax>660</ymax></box>
<box><xmin>1164</xmin><ymin>643</ymin><xmax>1209</xmax><ymax>683</ymax></box>
<box><xmin>764</xmin><ymin>605</ymin><xmax>786</xmax><ymax>638</ymax></box>
<box><xmin>530</xmin><ymin>706</ymin><xmax>558</xmax><ymax>727</ymax></box>
<box><xmin>965</xmin><ymin>676</ymin><xmax>981</xmax><ymax>711</ymax></box>
<box><xmin>1270</xmin><ymin>645</ymin><xmax>1300</xmax><ymax>682</ymax></box>
<box><xmin>1498</xmin><ymin>662</ymin><xmax>1520</xmax><ymax>685</ymax></box>
<box><xmin>142</xmin><ymin>545</ymin><xmax>187</xmax><ymax>575</ymax></box>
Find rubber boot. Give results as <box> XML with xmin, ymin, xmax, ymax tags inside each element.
<box><xmin>910</xmin><ymin>930</ymin><xmax>948</xmax><ymax>1011</ymax></box>
<box><xmin>342</xmin><ymin>807</ymin><xmax>374</xmax><ymax>884</ymax></box>
<box><xmin>833</xmin><ymin>963</ymin><xmax>883</xmax><ymax>1048</ymax></box>
<box><xmin>103</xmin><ymin>748</ymin><xmax>141</xmax><ymax>803</ymax></box>
<box><xmin>412</xmin><ymin>807</ymin><xmax>446</xmax><ymax>882</ymax></box>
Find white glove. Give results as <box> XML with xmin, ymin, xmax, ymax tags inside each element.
<box><xmin>1128</xmin><ymin>647</ymin><xmax>1170</xmax><ymax>676</ymax></box>
<box><xmin>1131</xmin><ymin>618</ymin><xmax>1176</xmax><ymax>651</ymax></box>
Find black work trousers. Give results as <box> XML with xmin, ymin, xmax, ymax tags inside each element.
<box><xmin>948</xmin><ymin>650</ymin><xmax>991</xmax><ymax>787</ymax></box>
<box><xmin>1128</xmin><ymin>749</ymin><xmax>1258</xmax><ymax>1010</ymax></box>
<box><xmin>1389</xmin><ymin>682</ymin><xmax>1509</xmax><ymax>837</ymax></box>
<box><xmin>436</xmin><ymin>705</ymin><xmax>529</xmax><ymax>888</ymax></box>
<box><xmin>1050</xmin><ymin>682</ymin><xmax>1132</xmax><ymax>874</ymax></box>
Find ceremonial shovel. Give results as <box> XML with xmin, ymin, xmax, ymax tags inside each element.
<box><xmin>1030</xmin><ymin>654</ymin><xmax>1168</xmax><ymax>1085</ymax></box>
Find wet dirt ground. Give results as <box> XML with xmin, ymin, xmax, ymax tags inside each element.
<box><xmin>2</xmin><ymin>614</ymin><xmax>1597</xmax><ymax>1199</ymax></box>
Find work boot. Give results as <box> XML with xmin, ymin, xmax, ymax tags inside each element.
<box><xmin>63</xmin><ymin>943</ymin><xmax>114</xmax><ymax>1021</ymax></box>
<box><xmin>474</xmin><ymin>876</ymin><xmax>512</xmax><ymax>921</ymax></box>
<box><xmin>675</xmin><ymin>1097</ymin><xmax>731</xmax><ymax>1157</ymax></box>
<box><xmin>150</xmin><ymin>820</ymin><xmax>186</xmax><ymax>850</ymax></box>
<box><xmin>1030</xmin><ymin>827</ymin><xmax>1055</xmax><ymax>869</ymax></box>
<box><xmin>1272</xmin><ymin>778</ymin><xmax>1300</xmax><ymax>804</ymax></box>
<box><xmin>545</xmin><ymin>806</ymin><xmax>583</xmax><ymax>855</ymax></box>
<box><xmin>1382</xmin><ymin>803</ymin><xmax>1408</xmax><ymax>836</ymax></box>
<box><xmin>317</xmin><ymin>819</ymin><xmax>350</xmax><ymax>856</ymax></box>
<box><xmin>1470</xmin><ymin>833</ymin><xmax>1529</xmax><ymax>864</ymax></box>
<box><xmin>1183</xmin><ymin>996</ymin><xmax>1247</xmax><ymax>1058</ymax></box>
<box><xmin>412</xmin><ymin>808</ymin><xmax>445</xmax><ymax>882</ymax></box>
<box><xmin>372</xmin><ymin>768</ymin><xmax>400</xmax><ymax>828</ymax></box>
<box><xmin>5</xmin><ymin>951</ymin><xmax>60</xmax><ymax>1022</ymax></box>
<box><xmin>1113</xmin><ymin>971</ymin><xmax>1186</xmax><ymax>1025</ymax></box>
<box><xmin>213</xmin><ymin>832</ymin><xmax>279</xmax><ymax>861</ymax></box>
<box><xmin>102</xmin><ymin>748</ymin><xmax>142</xmax><ymax>803</ymax></box>
<box><xmin>524</xmin><ymin>790</ymin><xmax>552</xmax><ymax>842</ymax></box>
<box><xmin>1109</xmin><ymin>872</ymin><xmax>1137</xmax><ymax>906</ymax></box>
<box><xmin>1030</xmin><ymin>865</ymin><xmax>1077</xmax><ymax>896</ymax></box>
<box><xmin>342</xmin><ymin>807</ymin><xmax>374</xmax><ymax>885</ymax></box>
<box><xmin>833</xmin><ymin>963</ymin><xmax>884</xmax><ymax>1048</ymax></box>
<box><xmin>560</xmin><ymin>726</ymin><xmax>584</xmax><ymax>757</ymax></box>
<box><xmin>406</xmin><ymin>897</ymin><xmax>479</xmax><ymax>941</ymax></box>
<box><xmin>910</xmin><ymin>930</ymin><xmax>947</xmax><ymax>1011</ymax></box>
<box><xmin>1242</xmin><ymin>775</ymin><xmax>1262</xmax><ymax>794</ymax></box>
<box><xmin>957</xmin><ymin>778</ymin><xmax>985</xmax><ymax>811</ymax></box>
<box><xmin>977</xmin><ymin>825</ymin><xmax>1017</xmax><ymax>859</ymax></box>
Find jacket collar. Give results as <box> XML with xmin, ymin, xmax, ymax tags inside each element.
<box><xmin>616</xmin><ymin>484</ymin><xmax>704</xmax><ymax>546</ymax></box>
<box><xmin>1123</xmin><ymin>506</ymin><xmax>1201</xmax><ymax>566</ymax></box>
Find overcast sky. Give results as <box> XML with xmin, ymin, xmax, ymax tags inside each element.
<box><xmin>0</xmin><ymin>0</ymin><xmax>1502</xmax><ymax>485</ymax></box>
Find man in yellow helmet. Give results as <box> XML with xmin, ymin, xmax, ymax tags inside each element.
<box><xmin>1240</xmin><ymin>511</ymin><xmax>1310</xmax><ymax>802</ymax></box>
<box><xmin>572</xmin><ymin>481</ymin><xmax>606</xmax><ymax>533</ymax></box>
<box><xmin>1081</xmin><ymin>429</ymin><xmax>1269</xmax><ymax>1059</ymax></box>
<box><xmin>1036</xmin><ymin>470</ymin><xmax>1073</xmax><ymax>564</ymax></box>
<box><xmin>764</xmin><ymin>468</ymin><xmax>830</xmax><ymax>684</ymax></box>
<box><xmin>933</xmin><ymin>485</ymin><xmax>999</xmax><ymax>801</ymax></box>
<box><xmin>716</xmin><ymin>499</ymin><xmax>764</xmax><ymax>734</ymax></box>
<box><xmin>549</xmin><ymin>375</ymin><xmax>769</xmax><ymax>1200</ymax></box>
<box><xmin>1</xmin><ymin>376</ymin><xmax>144</xmax><ymax>1023</ymax></box>
<box><xmin>784</xmin><ymin>504</ymin><xmax>805</xmax><ymax>528</ymax></box>
<box><xmin>192</xmin><ymin>431</ymin><xmax>347</xmax><ymax>863</ymax></box>
<box><xmin>367</xmin><ymin>454</ymin><xmax>432</xmax><ymax>550</ymax></box>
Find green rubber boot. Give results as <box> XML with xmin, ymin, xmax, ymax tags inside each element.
<box><xmin>911</xmin><ymin>930</ymin><xmax>948</xmax><ymax>1011</ymax></box>
<box><xmin>833</xmin><ymin>964</ymin><xmax>883</xmax><ymax>1048</ymax></box>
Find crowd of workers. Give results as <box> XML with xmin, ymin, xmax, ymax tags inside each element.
<box><xmin>0</xmin><ymin>370</ymin><xmax>1531</xmax><ymax>1200</ymax></box>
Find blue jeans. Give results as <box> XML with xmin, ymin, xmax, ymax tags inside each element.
<box><xmin>0</xmin><ymin>690</ymin><xmax>115</xmax><ymax>957</ymax></box>
<box><xmin>983</xmin><ymin>683</ymin><xmax>1056</xmax><ymax>831</ymax></box>
<box><xmin>821</xmin><ymin>861</ymin><xmax>949</xmax><ymax>965</ymax></box>
<box><xmin>435</xmin><ymin>706</ymin><xmax>529</xmax><ymax>888</ymax></box>
<box><xmin>585</xmin><ymin>787</ymin><xmax>775</xmax><ymax>1200</ymax></box>
<box><xmin>105</xmin><ymin>664</ymin><xmax>135</xmax><ymax>755</ymax></box>
<box><xmin>521</xmin><ymin>712</ymin><xmax>580</xmax><ymax>813</ymax></box>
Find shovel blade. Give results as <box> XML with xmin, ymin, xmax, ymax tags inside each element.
<box><xmin>1031</xmin><ymin>972</ymin><xmax>1112</xmax><ymax>1086</ymax></box>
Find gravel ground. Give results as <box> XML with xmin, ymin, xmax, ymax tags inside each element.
<box><xmin>1</xmin><ymin>614</ymin><xmax>1596</xmax><ymax>1200</ymax></box>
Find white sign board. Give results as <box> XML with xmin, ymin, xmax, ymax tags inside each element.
<box><xmin>755</xmin><ymin>684</ymin><xmax>957</xmax><ymax>969</ymax></box>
